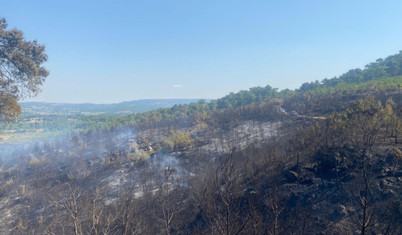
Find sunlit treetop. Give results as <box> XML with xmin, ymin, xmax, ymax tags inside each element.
<box><xmin>0</xmin><ymin>18</ymin><xmax>49</xmax><ymax>121</ymax></box>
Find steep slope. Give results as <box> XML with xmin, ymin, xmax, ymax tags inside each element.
<box><xmin>0</xmin><ymin>52</ymin><xmax>401</xmax><ymax>234</ymax></box>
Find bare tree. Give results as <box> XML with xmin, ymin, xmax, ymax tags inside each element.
<box><xmin>48</xmin><ymin>183</ymin><xmax>85</xmax><ymax>235</ymax></box>
<box><xmin>194</xmin><ymin>149</ymin><xmax>251</xmax><ymax>235</ymax></box>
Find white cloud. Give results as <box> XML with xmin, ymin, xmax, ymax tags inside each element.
<box><xmin>171</xmin><ymin>84</ymin><xmax>183</xmax><ymax>88</ymax></box>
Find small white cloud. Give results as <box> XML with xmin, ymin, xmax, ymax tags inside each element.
<box><xmin>171</xmin><ymin>84</ymin><xmax>183</xmax><ymax>88</ymax></box>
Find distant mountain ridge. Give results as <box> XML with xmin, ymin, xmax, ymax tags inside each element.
<box><xmin>20</xmin><ymin>99</ymin><xmax>205</xmax><ymax>116</ymax></box>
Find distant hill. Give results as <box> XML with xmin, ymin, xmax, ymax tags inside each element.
<box><xmin>0</xmin><ymin>99</ymin><xmax>205</xmax><ymax>143</ymax></box>
<box><xmin>20</xmin><ymin>99</ymin><xmax>205</xmax><ymax>116</ymax></box>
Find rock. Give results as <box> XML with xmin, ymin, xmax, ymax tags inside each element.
<box><xmin>284</xmin><ymin>170</ymin><xmax>298</xmax><ymax>183</ymax></box>
<box><xmin>329</xmin><ymin>204</ymin><xmax>348</xmax><ymax>222</ymax></box>
<box><xmin>304</xmin><ymin>163</ymin><xmax>316</xmax><ymax>172</ymax></box>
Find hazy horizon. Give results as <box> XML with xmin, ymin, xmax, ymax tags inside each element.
<box><xmin>19</xmin><ymin>98</ymin><xmax>206</xmax><ymax>105</ymax></box>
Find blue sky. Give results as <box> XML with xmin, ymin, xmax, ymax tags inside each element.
<box><xmin>2</xmin><ymin>0</ymin><xmax>402</xmax><ymax>103</ymax></box>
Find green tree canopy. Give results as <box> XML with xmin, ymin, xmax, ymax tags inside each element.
<box><xmin>0</xmin><ymin>18</ymin><xmax>48</xmax><ymax>121</ymax></box>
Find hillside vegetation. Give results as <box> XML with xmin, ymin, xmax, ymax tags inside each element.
<box><xmin>0</xmin><ymin>52</ymin><xmax>401</xmax><ymax>234</ymax></box>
